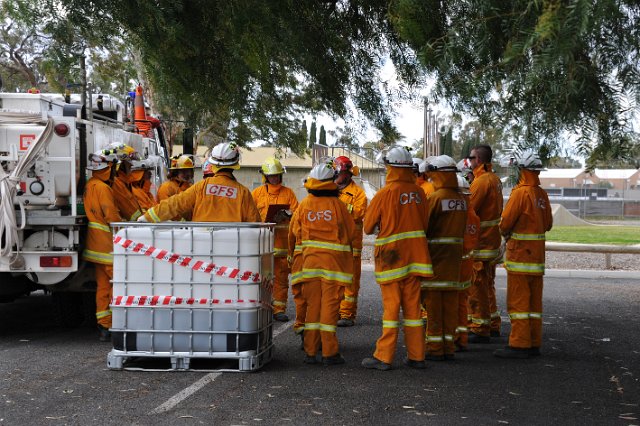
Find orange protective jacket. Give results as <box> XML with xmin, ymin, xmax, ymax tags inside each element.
<box><xmin>156</xmin><ymin>178</ymin><xmax>191</xmax><ymax>202</ymax></box>
<box><xmin>83</xmin><ymin>171</ymin><xmax>122</xmax><ymax>265</ymax></box>
<box><xmin>112</xmin><ymin>171</ymin><xmax>142</xmax><ymax>221</ymax></box>
<box><xmin>421</xmin><ymin>180</ymin><xmax>435</xmax><ymax>197</ymax></box>
<box><xmin>252</xmin><ymin>183</ymin><xmax>299</xmax><ymax>257</ymax></box>
<box><xmin>422</xmin><ymin>172</ymin><xmax>467</xmax><ymax>290</ymax></box>
<box><xmin>289</xmin><ymin>194</ymin><xmax>357</xmax><ymax>285</ymax></box>
<box><xmin>363</xmin><ymin>167</ymin><xmax>433</xmax><ymax>284</ymax></box>
<box><xmin>461</xmin><ymin>194</ymin><xmax>480</xmax><ymax>289</ymax></box>
<box><xmin>145</xmin><ymin>170</ymin><xmax>261</xmax><ymax>223</ymax></box>
<box><xmin>130</xmin><ymin>170</ymin><xmax>156</xmax><ymax>211</ymax></box>
<box><xmin>338</xmin><ymin>180</ymin><xmax>368</xmax><ymax>256</ymax></box>
<box><xmin>500</xmin><ymin>169</ymin><xmax>553</xmax><ymax>275</ymax></box>
<box><xmin>469</xmin><ymin>163</ymin><xmax>503</xmax><ymax>261</ymax></box>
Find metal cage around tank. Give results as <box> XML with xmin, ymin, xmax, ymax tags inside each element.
<box><xmin>106</xmin><ymin>222</ymin><xmax>275</xmax><ymax>372</ymax></box>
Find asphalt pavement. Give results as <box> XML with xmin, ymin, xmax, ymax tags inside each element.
<box><xmin>1</xmin><ymin>269</ymin><xmax>639</xmax><ymax>425</ymax></box>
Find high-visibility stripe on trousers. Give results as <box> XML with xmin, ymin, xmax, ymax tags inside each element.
<box><xmin>456</xmin><ymin>288</ymin><xmax>470</xmax><ymax>348</ymax></box>
<box><xmin>468</xmin><ymin>260</ymin><xmax>494</xmax><ymax>337</ymax></box>
<box><xmin>373</xmin><ymin>277</ymin><xmax>424</xmax><ymax>364</ymax></box>
<box><xmin>271</xmin><ymin>257</ymin><xmax>290</xmax><ymax>314</ymax></box>
<box><xmin>423</xmin><ymin>289</ymin><xmax>458</xmax><ymax>356</ymax></box>
<box><xmin>291</xmin><ymin>282</ymin><xmax>305</xmax><ymax>335</ymax></box>
<box><xmin>94</xmin><ymin>263</ymin><xmax>113</xmax><ymax>328</ymax></box>
<box><xmin>506</xmin><ymin>272</ymin><xmax>543</xmax><ymax>349</ymax></box>
<box><xmin>339</xmin><ymin>256</ymin><xmax>362</xmax><ymax>320</ymax></box>
<box><xmin>301</xmin><ymin>281</ymin><xmax>344</xmax><ymax>358</ymax></box>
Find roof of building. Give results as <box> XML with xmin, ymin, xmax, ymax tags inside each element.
<box><xmin>539</xmin><ymin>168</ymin><xmax>586</xmax><ymax>179</ymax></box>
<box><xmin>594</xmin><ymin>169</ymin><xmax>640</xmax><ymax>180</ymax></box>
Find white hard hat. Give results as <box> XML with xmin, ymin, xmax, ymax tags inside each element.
<box><xmin>500</xmin><ymin>150</ymin><xmax>546</xmax><ymax>171</ymax></box>
<box><xmin>131</xmin><ymin>158</ymin><xmax>153</xmax><ymax>171</ymax></box>
<box><xmin>380</xmin><ymin>146</ymin><xmax>413</xmax><ymax>168</ymax></box>
<box><xmin>308</xmin><ymin>161</ymin><xmax>336</xmax><ymax>181</ymax></box>
<box><xmin>87</xmin><ymin>150</ymin><xmax>119</xmax><ymax>171</ymax></box>
<box><xmin>209</xmin><ymin>142</ymin><xmax>241</xmax><ymax>167</ymax></box>
<box><xmin>418</xmin><ymin>156</ymin><xmax>436</xmax><ymax>173</ymax></box>
<box><xmin>457</xmin><ymin>174</ymin><xmax>470</xmax><ymax>192</ymax></box>
<box><xmin>421</xmin><ymin>155</ymin><xmax>457</xmax><ymax>172</ymax></box>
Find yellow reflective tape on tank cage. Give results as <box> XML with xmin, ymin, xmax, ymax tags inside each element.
<box><xmin>374</xmin><ymin>230</ymin><xmax>425</xmax><ymax>246</ymax></box>
<box><xmin>147</xmin><ymin>207</ymin><xmax>161</xmax><ymax>223</ymax></box>
<box><xmin>383</xmin><ymin>320</ymin><xmax>399</xmax><ymax>328</ymax></box>
<box><xmin>305</xmin><ymin>322</ymin><xmax>321</xmax><ymax>330</ymax></box>
<box><xmin>319</xmin><ymin>323</ymin><xmax>337</xmax><ymax>333</ymax></box>
<box><xmin>529</xmin><ymin>312</ymin><xmax>542</xmax><ymax>319</ymax></box>
<box><xmin>480</xmin><ymin>218</ymin><xmax>500</xmax><ymax>228</ymax></box>
<box><xmin>403</xmin><ymin>319</ymin><xmax>424</xmax><ymax>327</ymax></box>
<box><xmin>429</xmin><ymin>237</ymin><xmax>464</xmax><ymax>244</ymax></box>
<box><xmin>301</xmin><ymin>240</ymin><xmax>351</xmax><ymax>252</ymax></box>
<box><xmin>504</xmin><ymin>260</ymin><xmax>545</xmax><ymax>274</ymax></box>
<box><xmin>88</xmin><ymin>222</ymin><xmax>111</xmax><ymax>233</ymax></box>
<box><xmin>426</xmin><ymin>335</ymin><xmax>444</xmax><ymax>342</ymax></box>
<box><xmin>509</xmin><ymin>312</ymin><xmax>530</xmax><ymax>320</ymax></box>
<box><xmin>511</xmin><ymin>233</ymin><xmax>546</xmax><ymax>241</ymax></box>
<box><xmin>83</xmin><ymin>249</ymin><xmax>113</xmax><ymax>264</ymax></box>
<box><xmin>375</xmin><ymin>263</ymin><xmax>433</xmax><ymax>282</ymax></box>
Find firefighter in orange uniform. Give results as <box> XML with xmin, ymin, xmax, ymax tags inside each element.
<box><xmin>494</xmin><ymin>151</ymin><xmax>552</xmax><ymax>358</ymax></box>
<box><xmin>333</xmin><ymin>156</ymin><xmax>368</xmax><ymax>327</ymax></box>
<box><xmin>139</xmin><ymin>142</ymin><xmax>259</xmax><ymax>223</ymax></box>
<box><xmin>252</xmin><ymin>157</ymin><xmax>299</xmax><ymax>322</ymax></box>
<box><xmin>130</xmin><ymin>159</ymin><xmax>156</xmax><ymax>212</ymax></box>
<box><xmin>109</xmin><ymin>144</ymin><xmax>143</xmax><ymax>222</ymax></box>
<box><xmin>419</xmin><ymin>157</ymin><xmax>436</xmax><ymax>196</ymax></box>
<box><xmin>83</xmin><ymin>149</ymin><xmax>122</xmax><ymax>341</ymax></box>
<box><xmin>202</xmin><ymin>158</ymin><xmax>215</xmax><ymax>179</ymax></box>
<box><xmin>289</xmin><ymin>161</ymin><xmax>357</xmax><ymax>365</ymax></box>
<box><xmin>361</xmin><ymin>146</ymin><xmax>433</xmax><ymax>371</ymax></box>
<box><xmin>412</xmin><ymin>157</ymin><xmax>425</xmax><ymax>186</ymax></box>
<box><xmin>455</xmin><ymin>173</ymin><xmax>480</xmax><ymax>352</ymax></box>
<box><xmin>467</xmin><ymin>145</ymin><xmax>503</xmax><ymax>343</ymax></box>
<box><xmin>420</xmin><ymin>156</ymin><xmax>467</xmax><ymax>360</ymax></box>
<box><xmin>288</xmin><ymin>230</ymin><xmax>305</xmax><ymax>343</ymax></box>
<box><xmin>156</xmin><ymin>154</ymin><xmax>194</xmax><ymax>220</ymax></box>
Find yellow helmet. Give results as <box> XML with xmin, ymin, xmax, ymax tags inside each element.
<box><xmin>261</xmin><ymin>157</ymin><xmax>285</xmax><ymax>175</ymax></box>
<box><xmin>105</xmin><ymin>143</ymin><xmax>139</xmax><ymax>161</ymax></box>
<box><xmin>170</xmin><ymin>154</ymin><xmax>195</xmax><ymax>170</ymax></box>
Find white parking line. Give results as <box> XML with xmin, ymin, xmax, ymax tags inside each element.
<box><xmin>148</xmin><ymin>321</ymin><xmax>293</xmax><ymax>415</ymax></box>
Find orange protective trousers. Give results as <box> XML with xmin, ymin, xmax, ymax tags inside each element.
<box><xmin>291</xmin><ymin>282</ymin><xmax>305</xmax><ymax>334</ymax></box>
<box><xmin>468</xmin><ymin>261</ymin><xmax>493</xmax><ymax>337</ymax></box>
<box><xmin>374</xmin><ymin>277</ymin><xmax>425</xmax><ymax>364</ymax></box>
<box><xmin>507</xmin><ymin>273</ymin><xmax>543</xmax><ymax>349</ymax></box>
<box><xmin>424</xmin><ymin>290</ymin><xmax>458</xmax><ymax>356</ymax></box>
<box><xmin>95</xmin><ymin>264</ymin><xmax>113</xmax><ymax>328</ymax></box>
<box><xmin>301</xmin><ymin>281</ymin><xmax>344</xmax><ymax>357</ymax></box>
<box><xmin>271</xmin><ymin>257</ymin><xmax>290</xmax><ymax>314</ymax></box>
<box><xmin>489</xmin><ymin>264</ymin><xmax>501</xmax><ymax>333</ymax></box>
<box><xmin>339</xmin><ymin>256</ymin><xmax>361</xmax><ymax>320</ymax></box>
<box><xmin>456</xmin><ymin>288</ymin><xmax>469</xmax><ymax>348</ymax></box>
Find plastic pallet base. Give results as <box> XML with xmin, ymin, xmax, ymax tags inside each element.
<box><xmin>106</xmin><ymin>344</ymin><xmax>273</xmax><ymax>373</ymax></box>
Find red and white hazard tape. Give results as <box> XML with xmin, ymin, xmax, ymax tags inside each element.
<box><xmin>113</xmin><ymin>235</ymin><xmax>261</xmax><ymax>282</ymax></box>
<box><xmin>112</xmin><ymin>295</ymin><xmax>265</xmax><ymax>307</ymax></box>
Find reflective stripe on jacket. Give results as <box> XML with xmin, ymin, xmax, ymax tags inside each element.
<box><xmin>83</xmin><ymin>177</ymin><xmax>121</xmax><ymax>265</ymax></box>
<box><xmin>289</xmin><ymin>194</ymin><xmax>356</xmax><ymax>285</ymax></box>
<box><xmin>338</xmin><ymin>180</ymin><xmax>368</xmax><ymax>256</ymax></box>
<box><xmin>144</xmin><ymin>171</ymin><xmax>260</xmax><ymax>223</ymax></box>
<box><xmin>363</xmin><ymin>167</ymin><xmax>433</xmax><ymax>284</ymax></box>
<box><xmin>252</xmin><ymin>183</ymin><xmax>299</xmax><ymax>257</ymax></box>
<box><xmin>500</xmin><ymin>169</ymin><xmax>553</xmax><ymax>276</ymax></box>
<box><xmin>470</xmin><ymin>164</ymin><xmax>503</xmax><ymax>260</ymax></box>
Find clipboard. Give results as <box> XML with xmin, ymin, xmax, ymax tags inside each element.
<box><xmin>265</xmin><ymin>203</ymin><xmax>290</xmax><ymax>222</ymax></box>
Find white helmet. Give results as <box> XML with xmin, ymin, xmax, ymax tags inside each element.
<box><xmin>418</xmin><ymin>156</ymin><xmax>436</xmax><ymax>173</ymax></box>
<box><xmin>421</xmin><ymin>155</ymin><xmax>458</xmax><ymax>172</ymax></box>
<box><xmin>131</xmin><ymin>158</ymin><xmax>152</xmax><ymax>171</ymax></box>
<box><xmin>380</xmin><ymin>145</ymin><xmax>413</xmax><ymax>168</ymax></box>
<box><xmin>412</xmin><ymin>157</ymin><xmax>422</xmax><ymax>173</ymax></box>
<box><xmin>457</xmin><ymin>174</ymin><xmax>470</xmax><ymax>192</ymax></box>
<box><xmin>209</xmin><ymin>142</ymin><xmax>241</xmax><ymax>166</ymax></box>
<box><xmin>87</xmin><ymin>150</ymin><xmax>119</xmax><ymax>171</ymax></box>
<box><xmin>309</xmin><ymin>161</ymin><xmax>336</xmax><ymax>181</ymax></box>
<box><xmin>500</xmin><ymin>150</ymin><xmax>546</xmax><ymax>171</ymax></box>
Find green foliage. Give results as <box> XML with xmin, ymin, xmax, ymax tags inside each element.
<box><xmin>319</xmin><ymin>125</ymin><xmax>327</xmax><ymax>146</ymax></box>
<box><xmin>309</xmin><ymin>121</ymin><xmax>317</xmax><ymax>148</ymax></box>
<box><xmin>390</xmin><ymin>0</ymin><xmax>640</xmax><ymax>167</ymax></box>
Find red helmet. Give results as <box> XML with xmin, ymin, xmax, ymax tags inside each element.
<box><xmin>334</xmin><ymin>156</ymin><xmax>354</xmax><ymax>173</ymax></box>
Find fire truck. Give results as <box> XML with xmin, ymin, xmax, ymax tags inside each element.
<box><xmin>0</xmin><ymin>89</ymin><xmax>170</xmax><ymax>324</ymax></box>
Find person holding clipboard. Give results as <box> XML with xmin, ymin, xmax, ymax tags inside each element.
<box><xmin>252</xmin><ymin>157</ymin><xmax>300</xmax><ymax>322</ymax></box>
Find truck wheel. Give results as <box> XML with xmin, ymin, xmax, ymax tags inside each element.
<box><xmin>52</xmin><ymin>292</ymin><xmax>84</xmax><ymax>327</ymax></box>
